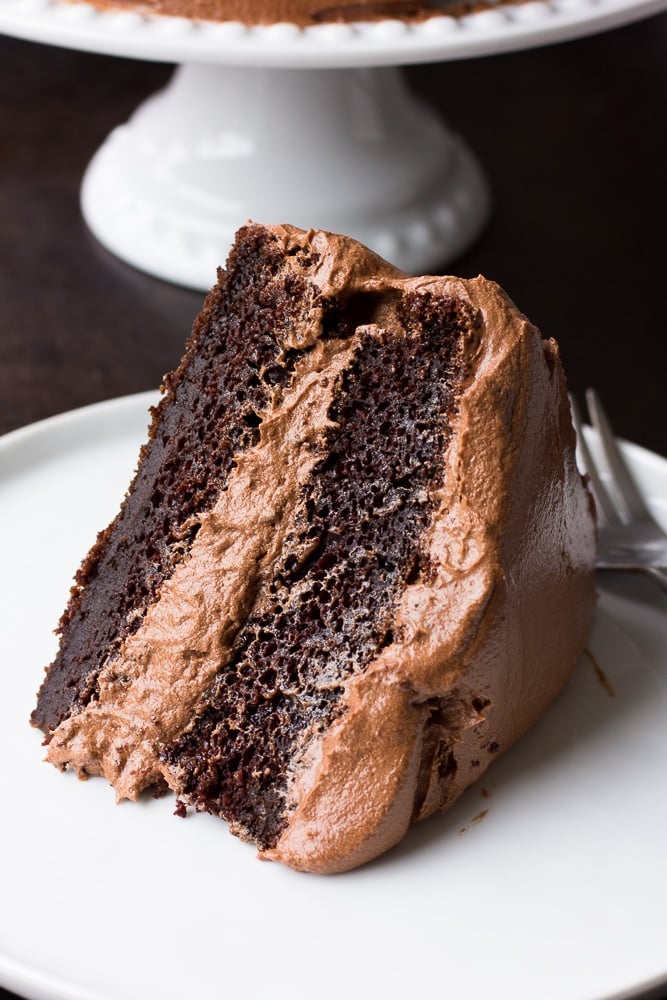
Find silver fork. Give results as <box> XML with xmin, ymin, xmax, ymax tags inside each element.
<box><xmin>569</xmin><ymin>389</ymin><xmax>667</xmax><ymax>596</ymax></box>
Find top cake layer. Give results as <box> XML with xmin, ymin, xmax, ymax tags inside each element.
<box><xmin>34</xmin><ymin>224</ymin><xmax>596</xmax><ymax>873</ymax></box>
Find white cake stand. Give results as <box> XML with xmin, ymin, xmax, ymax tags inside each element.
<box><xmin>1</xmin><ymin>0</ymin><xmax>665</xmax><ymax>287</ymax></box>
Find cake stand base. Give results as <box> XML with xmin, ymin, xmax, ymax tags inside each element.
<box><xmin>80</xmin><ymin>62</ymin><xmax>489</xmax><ymax>288</ymax></box>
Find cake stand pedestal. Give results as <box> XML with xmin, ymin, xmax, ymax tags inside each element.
<box><xmin>1</xmin><ymin>0</ymin><xmax>665</xmax><ymax>288</ymax></box>
<box><xmin>80</xmin><ymin>62</ymin><xmax>488</xmax><ymax>287</ymax></box>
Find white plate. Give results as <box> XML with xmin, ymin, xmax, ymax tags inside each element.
<box><xmin>0</xmin><ymin>0</ymin><xmax>665</xmax><ymax>67</ymax></box>
<box><xmin>1</xmin><ymin>392</ymin><xmax>666</xmax><ymax>1000</ymax></box>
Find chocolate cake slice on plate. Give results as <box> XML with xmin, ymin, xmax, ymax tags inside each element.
<box><xmin>33</xmin><ymin>223</ymin><xmax>596</xmax><ymax>873</ymax></box>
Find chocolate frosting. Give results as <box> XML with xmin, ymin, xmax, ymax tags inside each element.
<box><xmin>68</xmin><ymin>0</ymin><xmax>450</xmax><ymax>26</ymax></box>
<box><xmin>61</xmin><ymin>0</ymin><xmax>532</xmax><ymax>27</ymax></box>
<box><xmin>45</xmin><ymin>225</ymin><xmax>596</xmax><ymax>873</ymax></box>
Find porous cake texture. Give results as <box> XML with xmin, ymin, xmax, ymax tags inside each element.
<box><xmin>33</xmin><ymin>223</ymin><xmax>596</xmax><ymax>873</ymax></box>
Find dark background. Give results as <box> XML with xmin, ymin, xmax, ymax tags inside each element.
<box><xmin>0</xmin><ymin>8</ymin><xmax>666</xmax><ymax>1000</ymax></box>
<box><xmin>1</xmin><ymin>15</ymin><xmax>666</xmax><ymax>455</ymax></box>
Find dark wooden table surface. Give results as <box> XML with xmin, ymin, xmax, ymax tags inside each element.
<box><xmin>1</xmin><ymin>9</ymin><xmax>666</xmax><ymax>1000</ymax></box>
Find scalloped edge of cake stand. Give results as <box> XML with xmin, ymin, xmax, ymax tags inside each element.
<box><xmin>0</xmin><ymin>0</ymin><xmax>665</xmax><ymax>67</ymax></box>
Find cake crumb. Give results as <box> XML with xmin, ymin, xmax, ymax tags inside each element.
<box><xmin>458</xmin><ymin>808</ymin><xmax>489</xmax><ymax>835</ymax></box>
<box><xmin>584</xmin><ymin>647</ymin><xmax>615</xmax><ymax>698</ymax></box>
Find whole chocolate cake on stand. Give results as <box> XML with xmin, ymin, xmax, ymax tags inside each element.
<box><xmin>0</xmin><ymin>0</ymin><xmax>663</xmax><ymax>290</ymax></box>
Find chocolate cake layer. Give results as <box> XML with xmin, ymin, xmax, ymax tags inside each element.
<box><xmin>32</xmin><ymin>227</ymin><xmax>333</xmax><ymax>735</ymax></box>
<box><xmin>163</xmin><ymin>293</ymin><xmax>474</xmax><ymax>848</ymax></box>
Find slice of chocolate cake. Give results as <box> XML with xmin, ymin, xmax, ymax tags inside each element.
<box><xmin>33</xmin><ymin>223</ymin><xmax>596</xmax><ymax>873</ymax></box>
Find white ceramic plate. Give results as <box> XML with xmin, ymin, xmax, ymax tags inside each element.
<box><xmin>0</xmin><ymin>0</ymin><xmax>665</xmax><ymax>67</ymax></box>
<box><xmin>0</xmin><ymin>392</ymin><xmax>666</xmax><ymax>1000</ymax></box>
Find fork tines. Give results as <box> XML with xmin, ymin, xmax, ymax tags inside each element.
<box><xmin>569</xmin><ymin>389</ymin><xmax>667</xmax><ymax>595</ymax></box>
